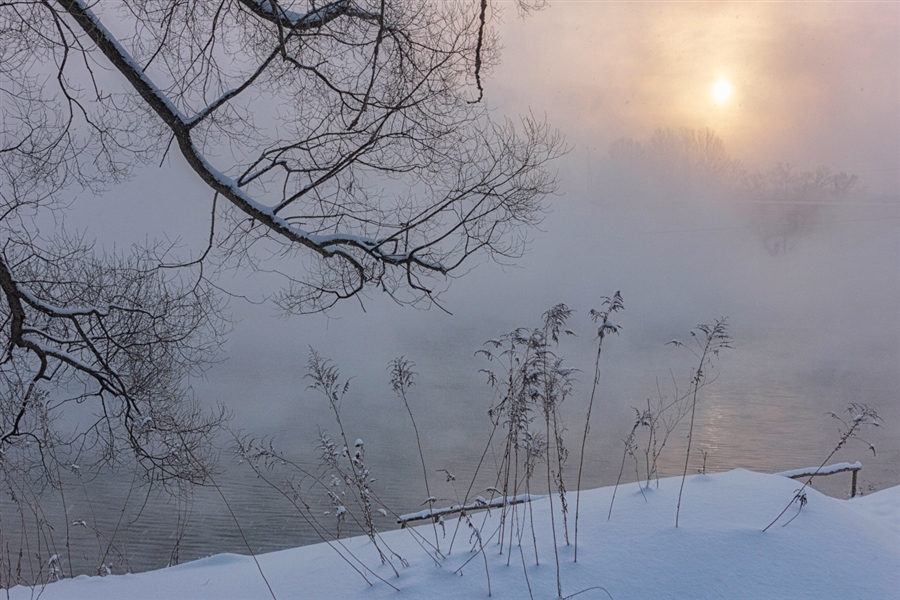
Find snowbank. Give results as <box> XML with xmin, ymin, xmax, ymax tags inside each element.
<box><xmin>9</xmin><ymin>470</ymin><xmax>899</xmax><ymax>599</ymax></box>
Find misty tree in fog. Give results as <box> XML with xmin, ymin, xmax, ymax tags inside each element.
<box><xmin>609</xmin><ymin>128</ymin><xmax>743</xmax><ymax>195</ymax></box>
<box><xmin>608</xmin><ymin>128</ymin><xmax>857</xmax><ymax>255</ymax></box>
<box><xmin>0</xmin><ymin>0</ymin><xmax>559</xmax><ymax>486</ymax></box>
<box><xmin>736</xmin><ymin>163</ymin><xmax>858</xmax><ymax>255</ymax></box>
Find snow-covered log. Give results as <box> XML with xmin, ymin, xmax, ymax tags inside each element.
<box><xmin>398</xmin><ymin>493</ymin><xmax>538</xmax><ymax>526</ymax></box>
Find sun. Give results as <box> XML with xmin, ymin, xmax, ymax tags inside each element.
<box><xmin>711</xmin><ymin>78</ymin><xmax>733</xmax><ymax>104</ymax></box>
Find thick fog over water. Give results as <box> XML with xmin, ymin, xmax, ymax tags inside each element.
<box><xmin>180</xmin><ymin>0</ymin><xmax>900</xmax><ymax>476</ymax></box>
<box><xmin>24</xmin><ymin>0</ymin><xmax>899</xmax><ymax>573</ymax></box>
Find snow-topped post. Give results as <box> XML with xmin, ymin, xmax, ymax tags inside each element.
<box><xmin>777</xmin><ymin>462</ymin><xmax>863</xmax><ymax>498</ymax></box>
<box><xmin>766</xmin><ymin>405</ymin><xmax>879</xmax><ymax>531</ymax></box>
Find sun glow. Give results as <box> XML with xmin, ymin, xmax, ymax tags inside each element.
<box><xmin>712</xmin><ymin>78</ymin><xmax>733</xmax><ymax>104</ymax></box>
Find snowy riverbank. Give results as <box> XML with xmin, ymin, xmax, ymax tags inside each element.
<box><xmin>10</xmin><ymin>469</ymin><xmax>899</xmax><ymax>599</ymax></box>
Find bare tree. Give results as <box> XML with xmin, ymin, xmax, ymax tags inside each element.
<box><xmin>0</xmin><ymin>230</ymin><xmax>227</xmax><ymax>486</ymax></box>
<box><xmin>736</xmin><ymin>163</ymin><xmax>858</xmax><ymax>255</ymax></box>
<box><xmin>608</xmin><ymin>128</ymin><xmax>858</xmax><ymax>254</ymax></box>
<box><xmin>3</xmin><ymin>0</ymin><xmax>560</xmax><ymax>311</ymax></box>
<box><xmin>0</xmin><ymin>0</ymin><xmax>559</xmax><ymax>487</ymax></box>
<box><xmin>609</xmin><ymin>128</ymin><xmax>743</xmax><ymax>194</ymax></box>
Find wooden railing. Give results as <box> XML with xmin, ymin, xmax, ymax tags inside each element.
<box><xmin>399</xmin><ymin>464</ymin><xmax>865</xmax><ymax>527</ymax></box>
<box><xmin>397</xmin><ymin>493</ymin><xmax>536</xmax><ymax>526</ymax></box>
<box><xmin>776</xmin><ymin>461</ymin><xmax>862</xmax><ymax>498</ymax></box>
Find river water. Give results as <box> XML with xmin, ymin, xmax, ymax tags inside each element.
<box><xmin>3</xmin><ymin>188</ymin><xmax>898</xmax><ymax>581</ymax></box>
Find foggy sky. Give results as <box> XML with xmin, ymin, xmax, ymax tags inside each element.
<box><xmin>63</xmin><ymin>1</ymin><xmax>900</xmax><ymax>387</ymax></box>
<box><xmin>61</xmin><ymin>2</ymin><xmax>900</xmax><ymax>477</ymax></box>
<box><xmin>490</xmin><ymin>1</ymin><xmax>900</xmax><ymax>193</ymax></box>
<box><xmin>4</xmin><ymin>3</ymin><xmax>897</xmax><ymax>574</ymax></box>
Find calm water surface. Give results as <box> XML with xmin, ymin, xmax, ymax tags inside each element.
<box><xmin>7</xmin><ymin>322</ymin><xmax>896</xmax><ymax>579</ymax></box>
<box><xmin>4</xmin><ymin>195</ymin><xmax>898</xmax><ymax>580</ymax></box>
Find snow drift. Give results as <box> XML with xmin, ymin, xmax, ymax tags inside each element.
<box><xmin>9</xmin><ymin>469</ymin><xmax>899</xmax><ymax>600</ymax></box>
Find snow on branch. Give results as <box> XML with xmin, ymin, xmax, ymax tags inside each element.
<box><xmin>56</xmin><ymin>0</ymin><xmax>445</xmax><ymax>270</ymax></box>
<box><xmin>48</xmin><ymin>0</ymin><xmax>560</xmax><ymax>311</ymax></box>
<box><xmin>237</xmin><ymin>0</ymin><xmax>382</xmax><ymax>30</ymax></box>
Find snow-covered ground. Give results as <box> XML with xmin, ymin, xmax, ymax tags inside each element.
<box><xmin>9</xmin><ymin>469</ymin><xmax>899</xmax><ymax>599</ymax></box>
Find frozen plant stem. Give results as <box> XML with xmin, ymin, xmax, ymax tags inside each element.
<box><xmin>179</xmin><ymin>436</ymin><xmax>277</xmax><ymax>600</ymax></box>
<box><xmin>388</xmin><ymin>357</ymin><xmax>441</xmax><ymax>555</ymax></box>
<box><xmin>607</xmin><ymin>419</ymin><xmax>640</xmax><ymax>521</ymax></box>
<box><xmin>763</xmin><ymin>403</ymin><xmax>880</xmax><ymax>532</ymax></box>
<box><xmin>539</xmin><ymin>304</ymin><xmax>574</xmax><ymax>598</ymax></box>
<box><xmin>306</xmin><ymin>350</ymin><xmax>401</xmax><ymax>573</ymax></box>
<box><xmin>575</xmin><ymin>292</ymin><xmax>622</xmax><ymax>561</ymax></box>
<box><xmin>674</xmin><ymin>319</ymin><xmax>730</xmax><ymax>528</ymax></box>
<box><xmin>233</xmin><ymin>434</ymin><xmax>404</xmax><ymax>590</ymax></box>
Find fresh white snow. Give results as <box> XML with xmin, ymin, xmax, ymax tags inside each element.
<box><xmin>9</xmin><ymin>469</ymin><xmax>899</xmax><ymax>600</ymax></box>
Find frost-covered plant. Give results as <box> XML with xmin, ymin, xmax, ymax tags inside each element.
<box><xmin>232</xmin><ymin>435</ymin><xmax>403</xmax><ymax>592</ymax></box>
<box><xmin>764</xmin><ymin>403</ymin><xmax>881</xmax><ymax>531</ymax></box>
<box><xmin>640</xmin><ymin>382</ymin><xmax>693</xmax><ymax>489</ymax></box>
<box><xmin>672</xmin><ymin>319</ymin><xmax>731</xmax><ymax>528</ymax></box>
<box><xmin>540</xmin><ymin>305</ymin><xmax>577</xmax><ymax>546</ymax></box>
<box><xmin>0</xmin><ymin>475</ymin><xmax>65</xmax><ymax>587</ymax></box>
<box><xmin>233</xmin><ymin>350</ymin><xmax>486</xmax><ymax>589</ymax></box>
<box><xmin>607</xmin><ymin>413</ymin><xmax>641</xmax><ymax>520</ymax></box>
<box><xmin>319</xmin><ymin>437</ymin><xmax>350</xmax><ymax>539</ymax></box>
<box><xmin>778</xmin><ymin>488</ymin><xmax>808</xmax><ymax>528</ymax></box>
<box><xmin>611</xmin><ymin>376</ymin><xmax>703</xmax><ymax>513</ymax></box>
<box><xmin>606</xmin><ymin>324</ymin><xmax>728</xmax><ymax>522</ymax></box>
<box><xmin>574</xmin><ymin>292</ymin><xmax>622</xmax><ymax>560</ymax></box>
<box><xmin>478</xmin><ymin>304</ymin><xmax>578</xmax><ymax>597</ymax></box>
<box><xmin>698</xmin><ymin>449</ymin><xmax>709</xmax><ymax>475</ymax></box>
<box><xmin>0</xmin><ymin>450</ymin><xmax>160</xmax><ymax>586</ymax></box>
<box><xmin>479</xmin><ymin>331</ymin><xmax>538</xmax><ymax>557</ymax></box>
<box><xmin>388</xmin><ymin>357</ymin><xmax>441</xmax><ymax>555</ymax></box>
<box><xmin>305</xmin><ymin>351</ymin><xmax>404</xmax><ymax>572</ymax></box>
